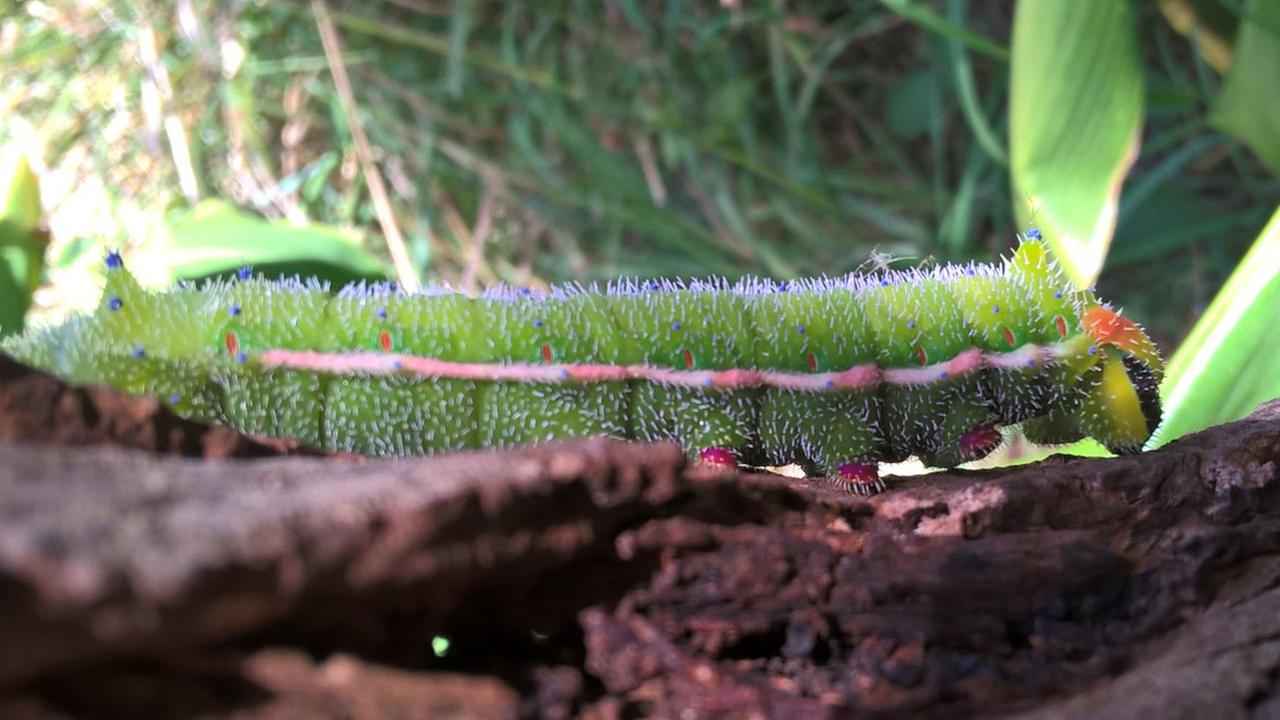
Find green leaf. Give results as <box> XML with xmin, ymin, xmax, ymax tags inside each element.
<box><xmin>1009</xmin><ymin>0</ymin><xmax>1144</xmax><ymax>287</ymax></box>
<box><xmin>128</xmin><ymin>199</ymin><xmax>389</xmax><ymax>288</ymax></box>
<box><xmin>1150</xmin><ymin>203</ymin><xmax>1280</xmax><ymax>448</ymax></box>
<box><xmin>0</xmin><ymin>148</ymin><xmax>45</xmax><ymax>337</ymax></box>
<box><xmin>0</xmin><ymin>251</ymin><xmax>29</xmax><ymax>338</ymax></box>
<box><xmin>1210</xmin><ymin>0</ymin><xmax>1280</xmax><ymax>178</ymax></box>
<box><xmin>0</xmin><ymin>151</ymin><xmax>40</xmax><ymax>241</ymax></box>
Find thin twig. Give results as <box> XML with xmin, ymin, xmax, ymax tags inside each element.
<box><xmin>434</xmin><ymin>184</ymin><xmax>497</xmax><ymax>294</ymax></box>
<box><xmin>312</xmin><ymin>0</ymin><xmax>420</xmax><ymax>291</ymax></box>
<box><xmin>138</xmin><ymin>22</ymin><xmax>199</xmax><ymax>203</ymax></box>
<box><xmin>460</xmin><ymin>177</ymin><xmax>499</xmax><ymax>293</ymax></box>
<box><xmin>633</xmin><ymin>135</ymin><xmax>667</xmax><ymax>207</ymax></box>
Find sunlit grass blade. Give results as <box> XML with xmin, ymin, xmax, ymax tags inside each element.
<box><xmin>1150</xmin><ymin>203</ymin><xmax>1280</xmax><ymax>448</ymax></box>
<box><xmin>1009</xmin><ymin>0</ymin><xmax>1144</xmax><ymax>286</ymax></box>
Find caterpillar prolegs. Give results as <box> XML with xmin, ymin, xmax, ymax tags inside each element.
<box><xmin>1</xmin><ymin>232</ymin><xmax>1164</xmax><ymax>494</ymax></box>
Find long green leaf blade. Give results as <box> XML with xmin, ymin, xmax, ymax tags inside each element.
<box><xmin>0</xmin><ymin>148</ymin><xmax>45</xmax><ymax>337</ymax></box>
<box><xmin>1009</xmin><ymin>0</ymin><xmax>1144</xmax><ymax>286</ymax></box>
<box><xmin>1151</xmin><ymin>204</ymin><xmax>1280</xmax><ymax>447</ymax></box>
<box><xmin>1210</xmin><ymin>0</ymin><xmax>1280</xmax><ymax>178</ymax></box>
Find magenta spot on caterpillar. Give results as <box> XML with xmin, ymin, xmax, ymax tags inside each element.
<box><xmin>1027</xmin><ymin>227</ymin><xmax>1042</xmax><ymax>240</ymax></box>
<box><xmin>375</xmin><ymin>307</ymin><xmax>388</xmax><ymax>320</ymax></box>
<box><xmin>796</xmin><ymin>325</ymin><xmax>806</xmax><ymax>335</ymax></box>
<box><xmin>225</xmin><ymin>331</ymin><xmax>240</xmax><ymax>357</ymax></box>
<box><xmin>806</xmin><ymin>351</ymin><xmax>818</xmax><ymax>373</ymax></box>
<box><xmin>959</xmin><ymin>423</ymin><xmax>1002</xmax><ymax>459</ymax></box>
<box><xmin>228</xmin><ymin>304</ymin><xmax>241</xmax><ymax>317</ymax></box>
<box><xmin>1001</xmin><ymin>326</ymin><xmax>1017</xmax><ymax>347</ymax></box>
<box><xmin>105</xmin><ymin>251</ymin><xmax>124</xmax><ymax>270</ymax></box>
<box><xmin>132</xmin><ymin>346</ymin><xmax>145</xmax><ymax>359</ymax></box>
<box><xmin>1054</xmin><ymin>314</ymin><xmax>1069</xmax><ymax>338</ymax></box>
<box><xmin>915</xmin><ymin>345</ymin><xmax>928</xmax><ymax>366</ymax></box>
<box><xmin>533</xmin><ymin>318</ymin><xmax>543</xmax><ymax>328</ymax></box>
<box><xmin>541</xmin><ymin>343</ymin><xmax>554</xmax><ymax>363</ymax></box>
<box><xmin>236</xmin><ymin>266</ymin><xmax>253</xmax><ymax>281</ymax></box>
<box><xmin>671</xmin><ymin>321</ymin><xmax>682</xmax><ymax>331</ymax></box>
<box><xmin>681</xmin><ymin>347</ymin><xmax>695</xmax><ymax>370</ymax></box>
<box><xmin>698</xmin><ymin>446</ymin><xmax>737</xmax><ymax>469</ymax></box>
<box><xmin>378</xmin><ymin>330</ymin><xmax>393</xmax><ymax>352</ymax></box>
<box><xmin>107</xmin><ymin>297</ymin><xmax>122</xmax><ymax>311</ymax></box>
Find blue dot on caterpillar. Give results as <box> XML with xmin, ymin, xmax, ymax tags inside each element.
<box><xmin>48</xmin><ymin>235</ymin><xmax>1165</xmax><ymax>497</ymax></box>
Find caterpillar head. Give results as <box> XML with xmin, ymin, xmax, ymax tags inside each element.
<box><xmin>1078</xmin><ymin>305</ymin><xmax>1164</xmax><ymax>454</ymax></box>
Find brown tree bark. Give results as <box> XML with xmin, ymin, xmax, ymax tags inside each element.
<box><xmin>1</xmin><ymin>354</ymin><xmax>1278</xmax><ymax>719</ymax></box>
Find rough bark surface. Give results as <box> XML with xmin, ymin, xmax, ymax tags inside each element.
<box><xmin>1</xmin><ymin>354</ymin><xmax>1279</xmax><ymax>719</ymax></box>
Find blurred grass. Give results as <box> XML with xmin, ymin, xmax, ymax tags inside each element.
<box><xmin>0</xmin><ymin>0</ymin><xmax>1276</xmax><ymax>362</ymax></box>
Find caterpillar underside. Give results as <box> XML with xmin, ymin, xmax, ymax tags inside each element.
<box><xmin>1</xmin><ymin>232</ymin><xmax>1165</xmax><ymax>494</ymax></box>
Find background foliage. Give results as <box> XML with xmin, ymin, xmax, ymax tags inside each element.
<box><xmin>1</xmin><ymin>0</ymin><xmax>1278</xmax><ymax>446</ymax></box>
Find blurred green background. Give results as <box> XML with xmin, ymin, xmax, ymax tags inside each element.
<box><xmin>2</xmin><ymin>0</ymin><xmax>1278</xmax><ymax>447</ymax></box>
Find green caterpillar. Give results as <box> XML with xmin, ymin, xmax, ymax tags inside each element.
<box><xmin>1</xmin><ymin>231</ymin><xmax>1164</xmax><ymax>493</ymax></box>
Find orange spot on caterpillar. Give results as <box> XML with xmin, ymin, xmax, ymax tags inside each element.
<box><xmin>224</xmin><ymin>331</ymin><xmax>239</xmax><ymax>356</ymax></box>
<box><xmin>1083</xmin><ymin>306</ymin><xmax>1142</xmax><ymax>346</ymax></box>
<box><xmin>1082</xmin><ymin>305</ymin><xmax>1165</xmax><ymax>376</ymax></box>
<box><xmin>1054</xmin><ymin>315</ymin><xmax>1068</xmax><ymax>339</ymax></box>
<box><xmin>682</xmin><ymin>347</ymin><xmax>695</xmax><ymax>370</ymax></box>
<box><xmin>541</xmin><ymin>343</ymin><xmax>554</xmax><ymax>363</ymax></box>
<box><xmin>915</xmin><ymin>345</ymin><xmax>928</xmax><ymax>366</ymax></box>
<box><xmin>1002</xmin><ymin>326</ymin><xmax>1017</xmax><ymax>347</ymax></box>
<box><xmin>378</xmin><ymin>330</ymin><xmax>393</xmax><ymax>352</ymax></box>
<box><xmin>806</xmin><ymin>351</ymin><xmax>818</xmax><ymax>373</ymax></box>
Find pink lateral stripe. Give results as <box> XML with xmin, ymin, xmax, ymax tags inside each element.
<box><xmin>256</xmin><ymin>341</ymin><xmax>1085</xmax><ymax>392</ymax></box>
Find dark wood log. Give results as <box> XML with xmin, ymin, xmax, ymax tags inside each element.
<box><xmin>1</xmin><ymin>356</ymin><xmax>1278</xmax><ymax>719</ymax></box>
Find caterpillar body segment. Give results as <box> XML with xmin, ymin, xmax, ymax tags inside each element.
<box><xmin>1</xmin><ymin>235</ymin><xmax>1166</xmax><ymax>494</ymax></box>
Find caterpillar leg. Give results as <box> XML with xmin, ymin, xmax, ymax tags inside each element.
<box><xmin>630</xmin><ymin>384</ymin><xmax>758</xmax><ymax>471</ymax></box>
<box><xmin>697</xmin><ymin>446</ymin><xmax>740</xmax><ymax>471</ymax></box>
<box><xmin>919</xmin><ymin>400</ymin><xmax>1001</xmax><ymax>468</ymax></box>
<box><xmin>758</xmin><ymin>388</ymin><xmax>884</xmax><ymax>493</ymax></box>
<box><xmin>829</xmin><ymin>460</ymin><xmax>884</xmax><ymax>495</ymax></box>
